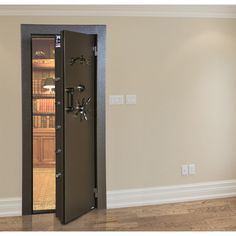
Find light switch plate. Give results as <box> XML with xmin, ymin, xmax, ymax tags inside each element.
<box><xmin>126</xmin><ymin>95</ymin><xmax>136</xmax><ymax>104</ymax></box>
<box><xmin>109</xmin><ymin>95</ymin><xmax>124</xmax><ymax>105</ymax></box>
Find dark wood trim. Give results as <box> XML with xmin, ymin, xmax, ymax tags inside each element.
<box><xmin>21</xmin><ymin>27</ymin><xmax>33</xmax><ymax>215</ymax></box>
<box><xmin>21</xmin><ymin>24</ymin><xmax>106</xmax><ymax>215</ymax></box>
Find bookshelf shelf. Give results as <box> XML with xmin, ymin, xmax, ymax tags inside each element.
<box><xmin>33</xmin><ymin>128</ymin><xmax>55</xmax><ymax>132</ymax></box>
<box><xmin>32</xmin><ymin>56</ymin><xmax>55</xmax><ymax>131</ymax></box>
<box><xmin>32</xmin><ymin>74</ymin><xmax>55</xmax><ymax>128</ymax></box>
<box><xmin>33</xmin><ymin>113</ymin><xmax>55</xmax><ymax>128</ymax></box>
<box><xmin>32</xmin><ymin>59</ymin><xmax>55</xmax><ymax>69</ymax></box>
<box><xmin>33</xmin><ymin>95</ymin><xmax>55</xmax><ymax>99</ymax></box>
<box><xmin>33</xmin><ymin>113</ymin><xmax>55</xmax><ymax>116</ymax></box>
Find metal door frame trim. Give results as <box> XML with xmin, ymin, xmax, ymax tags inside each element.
<box><xmin>21</xmin><ymin>24</ymin><xmax>106</xmax><ymax>215</ymax></box>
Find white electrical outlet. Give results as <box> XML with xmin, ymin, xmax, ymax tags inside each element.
<box><xmin>181</xmin><ymin>165</ymin><xmax>189</xmax><ymax>176</ymax></box>
<box><xmin>109</xmin><ymin>95</ymin><xmax>124</xmax><ymax>105</ymax></box>
<box><xmin>126</xmin><ymin>95</ymin><xmax>136</xmax><ymax>105</ymax></box>
<box><xmin>189</xmin><ymin>164</ymin><xmax>196</xmax><ymax>175</ymax></box>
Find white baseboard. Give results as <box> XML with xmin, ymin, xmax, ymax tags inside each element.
<box><xmin>0</xmin><ymin>198</ymin><xmax>21</xmax><ymax>217</ymax></box>
<box><xmin>107</xmin><ymin>179</ymin><xmax>236</xmax><ymax>209</ymax></box>
<box><xmin>1</xmin><ymin>180</ymin><xmax>236</xmax><ymax>215</ymax></box>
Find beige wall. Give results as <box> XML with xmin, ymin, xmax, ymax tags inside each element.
<box><xmin>1</xmin><ymin>15</ymin><xmax>236</xmax><ymax>199</ymax></box>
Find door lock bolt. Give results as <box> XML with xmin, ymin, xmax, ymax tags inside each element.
<box><xmin>56</xmin><ymin>173</ymin><xmax>62</xmax><ymax>179</ymax></box>
<box><xmin>56</xmin><ymin>148</ymin><xmax>62</xmax><ymax>154</ymax></box>
<box><xmin>56</xmin><ymin>125</ymin><xmax>62</xmax><ymax>130</ymax></box>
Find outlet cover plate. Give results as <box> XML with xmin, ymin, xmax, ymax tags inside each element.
<box><xmin>126</xmin><ymin>95</ymin><xmax>136</xmax><ymax>105</ymax></box>
<box><xmin>189</xmin><ymin>164</ymin><xmax>196</xmax><ymax>175</ymax></box>
<box><xmin>181</xmin><ymin>164</ymin><xmax>189</xmax><ymax>176</ymax></box>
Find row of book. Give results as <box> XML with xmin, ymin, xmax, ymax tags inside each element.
<box><xmin>32</xmin><ymin>79</ymin><xmax>55</xmax><ymax>96</ymax></box>
<box><xmin>33</xmin><ymin>99</ymin><xmax>55</xmax><ymax>113</ymax></box>
<box><xmin>33</xmin><ymin>79</ymin><xmax>43</xmax><ymax>95</ymax></box>
<box><xmin>33</xmin><ymin>116</ymin><xmax>55</xmax><ymax>128</ymax></box>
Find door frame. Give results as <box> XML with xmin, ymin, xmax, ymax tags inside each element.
<box><xmin>21</xmin><ymin>24</ymin><xmax>106</xmax><ymax>215</ymax></box>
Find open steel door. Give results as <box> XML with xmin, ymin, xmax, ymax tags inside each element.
<box><xmin>55</xmin><ymin>30</ymin><xmax>97</xmax><ymax>224</ymax></box>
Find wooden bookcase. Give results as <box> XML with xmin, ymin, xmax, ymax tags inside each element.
<box><xmin>32</xmin><ymin>50</ymin><xmax>55</xmax><ymax>168</ymax></box>
<box><xmin>33</xmin><ymin>128</ymin><xmax>55</xmax><ymax>167</ymax></box>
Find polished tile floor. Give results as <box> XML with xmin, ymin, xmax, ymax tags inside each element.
<box><xmin>1</xmin><ymin>197</ymin><xmax>236</xmax><ymax>231</ymax></box>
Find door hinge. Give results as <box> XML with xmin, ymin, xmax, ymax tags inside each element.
<box><xmin>56</xmin><ymin>35</ymin><xmax>61</xmax><ymax>48</ymax></box>
<box><xmin>94</xmin><ymin>188</ymin><xmax>98</xmax><ymax>198</ymax></box>
<box><xmin>93</xmin><ymin>46</ymin><xmax>97</xmax><ymax>56</ymax></box>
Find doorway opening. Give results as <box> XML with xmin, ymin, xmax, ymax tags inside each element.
<box><xmin>22</xmin><ymin>25</ymin><xmax>106</xmax><ymax>223</ymax></box>
<box><xmin>32</xmin><ymin>36</ymin><xmax>56</xmax><ymax>212</ymax></box>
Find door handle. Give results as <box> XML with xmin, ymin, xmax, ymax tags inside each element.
<box><xmin>65</xmin><ymin>88</ymin><xmax>74</xmax><ymax>112</ymax></box>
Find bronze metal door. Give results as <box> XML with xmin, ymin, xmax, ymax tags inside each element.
<box><xmin>55</xmin><ymin>30</ymin><xmax>97</xmax><ymax>224</ymax></box>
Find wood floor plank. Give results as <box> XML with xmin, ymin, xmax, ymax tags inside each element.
<box><xmin>1</xmin><ymin>197</ymin><xmax>236</xmax><ymax>231</ymax></box>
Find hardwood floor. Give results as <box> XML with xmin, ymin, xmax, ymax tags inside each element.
<box><xmin>33</xmin><ymin>167</ymin><xmax>55</xmax><ymax>211</ymax></box>
<box><xmin>1</xmin><ymin>197</ymin><xmax>236</xmax><ymax>231</ymax></box>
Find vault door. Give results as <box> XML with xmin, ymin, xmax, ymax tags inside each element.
<box><xmin>55</xmin><ymin>30</ymin><xmax>97</xmax><ymax>224</ymax></box>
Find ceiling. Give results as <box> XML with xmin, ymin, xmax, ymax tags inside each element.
<box><xmin>0</xmin><ymin>5</ymin><xmax>236</xmax><ymax>18</ymax></box>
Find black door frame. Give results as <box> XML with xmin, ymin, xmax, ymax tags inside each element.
<box><xmin>21</xmin><ymin>24</ymin><xmax>106</xmax><ymax>215</ymax></box>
